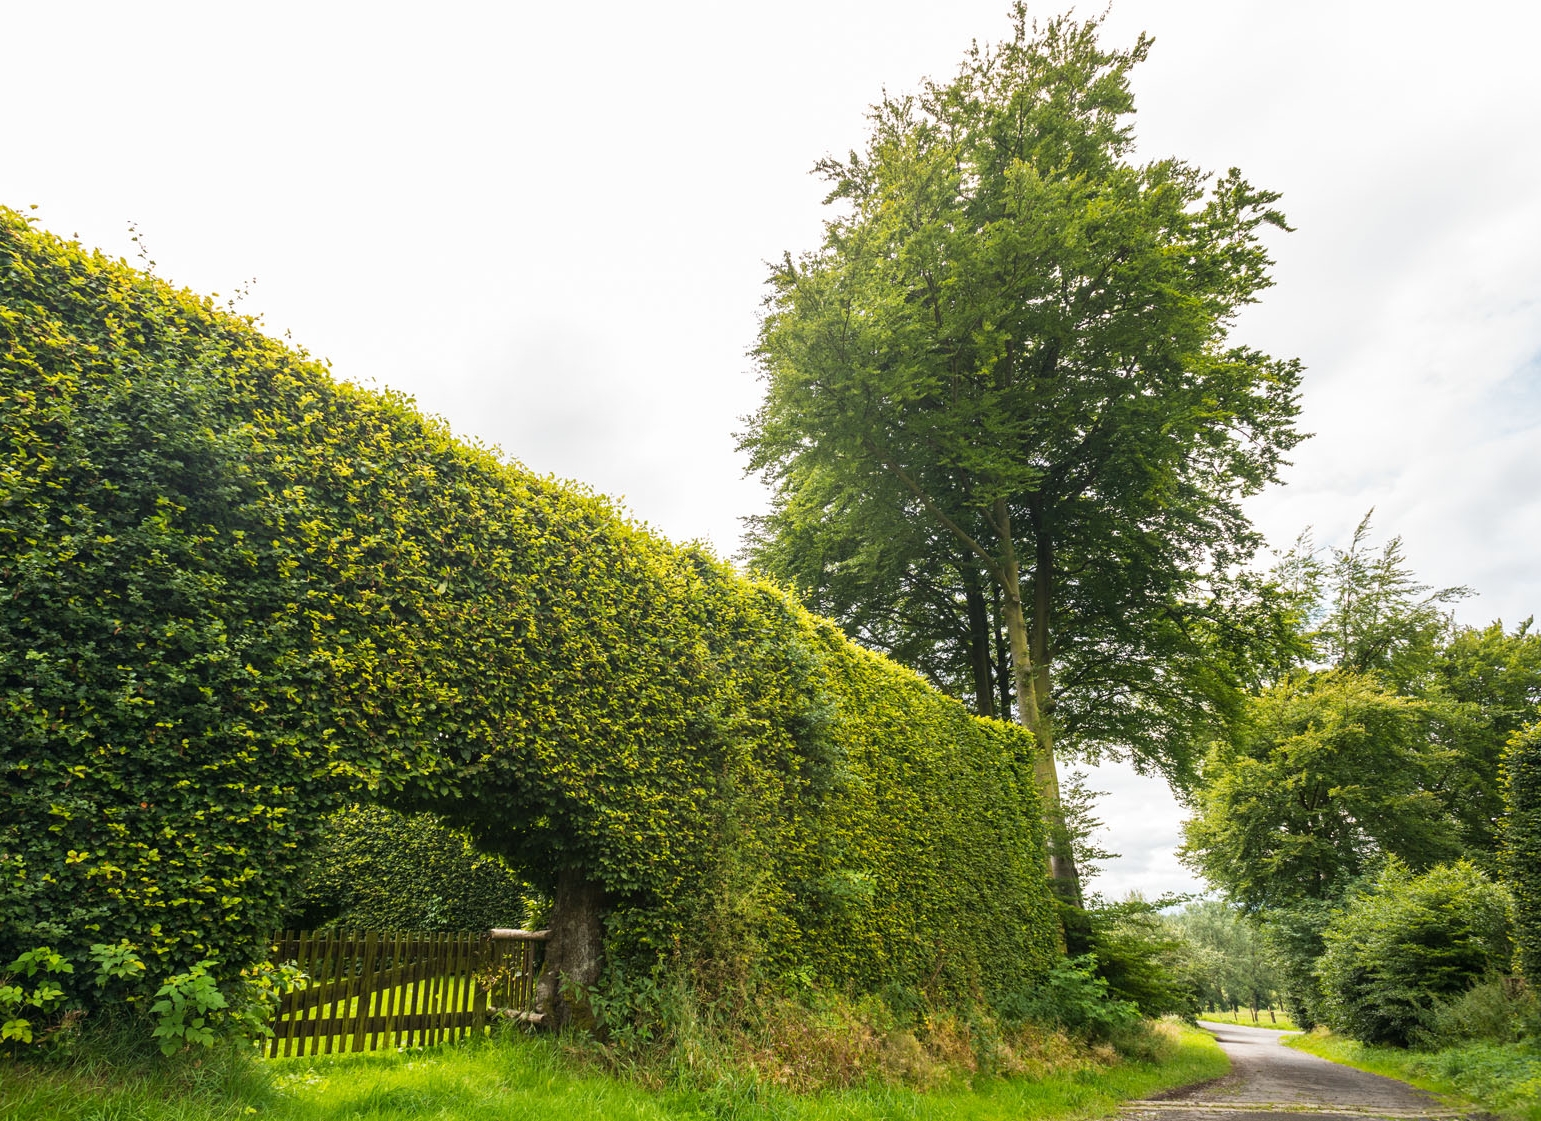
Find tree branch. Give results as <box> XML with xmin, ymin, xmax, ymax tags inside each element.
<box><xmin>863</xmin><ymin>438</ymin><xmax>1006</xmax><ymax>587</ymax></box>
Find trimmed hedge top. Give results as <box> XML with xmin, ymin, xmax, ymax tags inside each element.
<box><xmin>0</xmin><ymin>209</ymin><xmax>1060</xmax><ymax>1013</ymax></box>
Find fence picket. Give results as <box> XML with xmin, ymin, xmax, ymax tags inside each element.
<box><xmin>265</xmin><ymin>926</ymin><xmax>546</xmax><ymax>1056</ymax></box>
<box><xmin>431</xmin><ymin>932</ymin><xmax>446</xmax><ymax>1046</ymax></box>
<box><xmin>456</xmin><ymin>932</ymin><xmax>471</xmax><ymax>1041</ymax></box>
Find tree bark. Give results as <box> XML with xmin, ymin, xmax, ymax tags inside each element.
<box><xmin>962</xmin><ymin>566</ymin><xmax>996</xmax><ymax>718</ymax></box>
<box><xmin>992</xmin><ymin>581</ymin><xmax>1013</xmax><ymax>719</ymax></box>
<box><xmin>535</xmin><ymin>866</ymin><xmax>607</xmax><ymax>1032</ymax></box>
<box><xmin>995</xmin><ymin>499</ymin><xmax>1082</xmax><ymax>905</ymax></box>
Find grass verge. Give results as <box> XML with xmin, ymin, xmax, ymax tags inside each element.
<box><xmin>1284</xmin><ymin>1030</ymin><xmax>1541</xmax><ymax>1121</ymax></box>
<box><xmin>0</xmin><ymin>1022</ymin><xmax>1226</xmax><ymax>1121</ymax></box>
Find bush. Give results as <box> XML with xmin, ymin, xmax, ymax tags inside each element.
<box><xmin>282</xmin><ymin>805</ymin><xmax>532</xmax><ymax>933</ymax></box>
<box><xmin>998</xmin><ymin>955</ymin><xmax>1141</xmax><ymax>1045</ymax></box>
<box><xmin>1</xmin><ymin>947</ymin><xmax>77</xmax><ymax>1051</ymax></box>
<box><xmin>1062</xmin><ymin>900</ymin><xmax>1197</xmax><ymax>1019</ymax></box>
<box><xmin>0</xmin><ymin>210</ymin><xmax>1061</xmax><ymax>1032</ymax></box>
<box><xmin>1415</xmin><ymin>976</ymin><xmax>1537</xmax><ymax>1048</ymax></box>
<box><xmin>1504</xmin><ymin>725</ymin><xmax>1541</xmax><ymax>988</ymax></box>
<box><xmin>1318</xmin><ymin>860</ymin><xmax>1514</xmax><ymax>1046</ymax></box>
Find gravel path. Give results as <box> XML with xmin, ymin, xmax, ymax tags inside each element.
<box><xmin>1118</xmin><ymin>1021</ymin><xmax>1474</xmax><ymax>1121</ymax></box>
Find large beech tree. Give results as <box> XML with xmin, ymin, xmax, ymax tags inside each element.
<box><xmin>741</xmin><ymin>9</ymin><xmax>1303</xmax><ymax>900</ymax></box>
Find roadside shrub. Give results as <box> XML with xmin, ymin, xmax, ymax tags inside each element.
<box><xmin>1062</xmin><ymin>900</ymin><xmax>1197</xmax><ymax>1019</ymax></box>
<box><xmin>1318</xmin><ymin>860</ymin><xmax>1513</xmax><ymax>1046</ymax></box>
<box><xmin>1504</xmin><ymin>725</ymin><xmax>1540</xmax><ymax>988</ymax></box>
<box><xmin>998</xmin><ymin>954</ymin><xmax>1141</xmax><ymax>1045</ymax></box>
<box><xmin>0</xmin><ymin>210</ymin><xmax>1060</xmax><ymax>1035</ymax></box>
<box><xmin>282</xmin><ymin>805</ymin><xmax>531</xmax><ymax>933</ymax></box>
<box><xmin>1415</xmin><ymin>976</ymin><xmax>1537</xmax><ymax>1048</ymax></box>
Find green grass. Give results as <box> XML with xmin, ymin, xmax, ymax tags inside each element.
<box><xmin>0</xmin><ymin>1023</ymin><xmax>1227</xmax><ymax>1121</ymax></box>
<box><xmin>1194</xmin><ymin>1009</ymin><xmax>1299</xmax><ymax>1031</ymax></box>
<box><xmin>1284</xmin><ymin>1030</ymin><xmax>1541</xmax><ymax>1121</ymax></box>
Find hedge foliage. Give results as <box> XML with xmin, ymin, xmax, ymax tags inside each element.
<box><xmin>0</xmin><ymin>209</ymin><xmax>1061</xmax><ymax>1016</ymax></box>
<box><xmin>1503</xmin><ymin>725</ymin><xmax>1540</xmax><ymax>987</ymax></box>
<box><xmin>282</xmin><ymin>805</ymin><xmax>531</xmax><ymax>934</ymax></box>
<box><xmin>1318</xmin><ymin>860</ymin><xmax>1513</xmax><ymax>1047</ymax></box>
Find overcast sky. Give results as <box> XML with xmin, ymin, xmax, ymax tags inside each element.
<box><xmin>6</xmin><ymin>0</ymin><xmax>1539</xmax><ymax>900</ymax></box>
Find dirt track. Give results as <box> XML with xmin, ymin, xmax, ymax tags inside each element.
<box><xmin>1118</xmin><ymin>1021</ymin><xmax>1474</xmax><ymax>1121</ymax></box>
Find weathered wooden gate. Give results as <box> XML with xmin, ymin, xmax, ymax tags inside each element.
<box><xmin>266</xmin><ymin>927</ymin><xmax>547</xmax><ymax>1057</ymax></box>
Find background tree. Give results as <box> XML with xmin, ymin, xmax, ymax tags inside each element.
<box><xmin>1427</xmin><ymin>621</ymin><xmax>1541</xmax><ymax>860</ymax></box>
<box><xmin>1060</xmin><ymin>769</ymin><xmax>1120</xmax><ymax>885</ymax></box>
<box><xmin>1180</xmin><ymin>671</ymin><xmax>1463</xmax><ymax>912</ymax></box>
<box><xmin>1185</xmin><ymin>518</ymin><xmax>1539</xmax><ymax>894</ymax></box>
<box><xmin>1182</xmin><ymin>517</ymin><xmax>1539</xmax><ymax>1023</ymax></box>
<box><xmin>1165</xmin><ymin>900</ymin><xmax>1280</xmax><ymax>1021</ymax></box>
<box><xmin>740</xmin><ymin>7</ymin><xmax>1304</xmax><ymax>899</ymax></box>
<box><xmin>1316</xmin><ymin>860</ymin><xmax>1513</xmax><ymax>1047</ymax></box>
<box><xmin>1272</xmin><ymin>514</ymin><xmax>1470</xmax><ymax>689</ymax></box>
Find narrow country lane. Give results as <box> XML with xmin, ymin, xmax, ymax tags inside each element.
<box><xmin>1120</xmin><ymin>1022</ymin><xmax>1473</xmax><ymax>1121</ymax></box>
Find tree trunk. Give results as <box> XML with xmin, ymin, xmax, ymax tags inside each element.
<box><xmin>535</xmin><ymin>866</ymin><xmax>607</xmax><ymax>1032</ymax></box>
<box><xmin>995</xmin><ymin>500</ymin><xmax>1082</xmax><ymax>906</ymax></box>
<box><xmin>962</xmin><ymin>567</ymin><xmax>996</xmax><ymax>718</ymax></box>
<box><xmin>992</xmin><ymin>580</ymin><xmax>1013</xmax><ymax>718</ymax></box>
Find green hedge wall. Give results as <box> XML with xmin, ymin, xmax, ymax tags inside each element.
<box><xmin>282</xmin><ymin>805</ymin><xmax>532</xmax><ymax>933</ymax></box>
<box><xmin>1504</xmin><ymin>725</ymin><xmax>1540</xmax><ymax>987</ymax></box>
<box><xmin>0</xmin><ymin>209</ymin><xmax>1060</xmax><ymax>1014</ymax></box>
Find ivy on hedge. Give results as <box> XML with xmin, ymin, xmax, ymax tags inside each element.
<box><xmin>1504</xmin><ymin>725</ymin><xmax>1540</xmax><ymax>987</ymax></box>
<box><xmin>0</xmin><ymin>209</ymin><xmax>1061</xmax><ymax>1017</ymax></box>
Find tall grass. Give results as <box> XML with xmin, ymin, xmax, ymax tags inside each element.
<box><xmin>0</xmin><ymin>1022</ymin><xmax>1225</xmax><ymax>1121</ymax></box>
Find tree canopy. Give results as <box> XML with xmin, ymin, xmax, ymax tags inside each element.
<box><xmin>1183</xmin><ymin>519</ymin><xmax>1541</xmax><ymax>907</ymax></box>
<box><xmin>1180</xmin><ymin>670</ymin><xmax>1462</xmax><ymax>911</ymax></box>
<box><xmin>739</xmin><ymin>8</ymin><xmax>1304</xmax><ymax>897</ymax></box>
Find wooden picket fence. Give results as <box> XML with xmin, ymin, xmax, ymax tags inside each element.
<box><xmin>266</xmin><ymin>928</ymin><xmax>547</xmax><ymax>1057</ymax></box>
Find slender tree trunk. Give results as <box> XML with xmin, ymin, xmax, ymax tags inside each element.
<box><xmin>535</xmin><ymin>866</ymin><xmax>607</xmax><ymax>1032</ymax></box>
<box><xmin>992</xmin><ymin>581</ymin><xmax>1013</xmax><ymax>719</ymax></box>
<box><xmin>995</xmin><ymin>499</ymin><xmax>1082</xmax><ymax>905</ymax></box>
<box><xmin>962</xmin><ymin>567</ymin><xmax>996</xmax><ymax>718</ymax></box>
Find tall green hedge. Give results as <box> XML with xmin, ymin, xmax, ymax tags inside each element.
<box><xmin>0</xmin><ymin>209</ymin><xmax>1060</xmax><ymax>1016</ymax></box>
<box><xmin>1504</xmin><ymin>725</ymin><xmax>1540</xmax><ymax>987</ymax></box>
